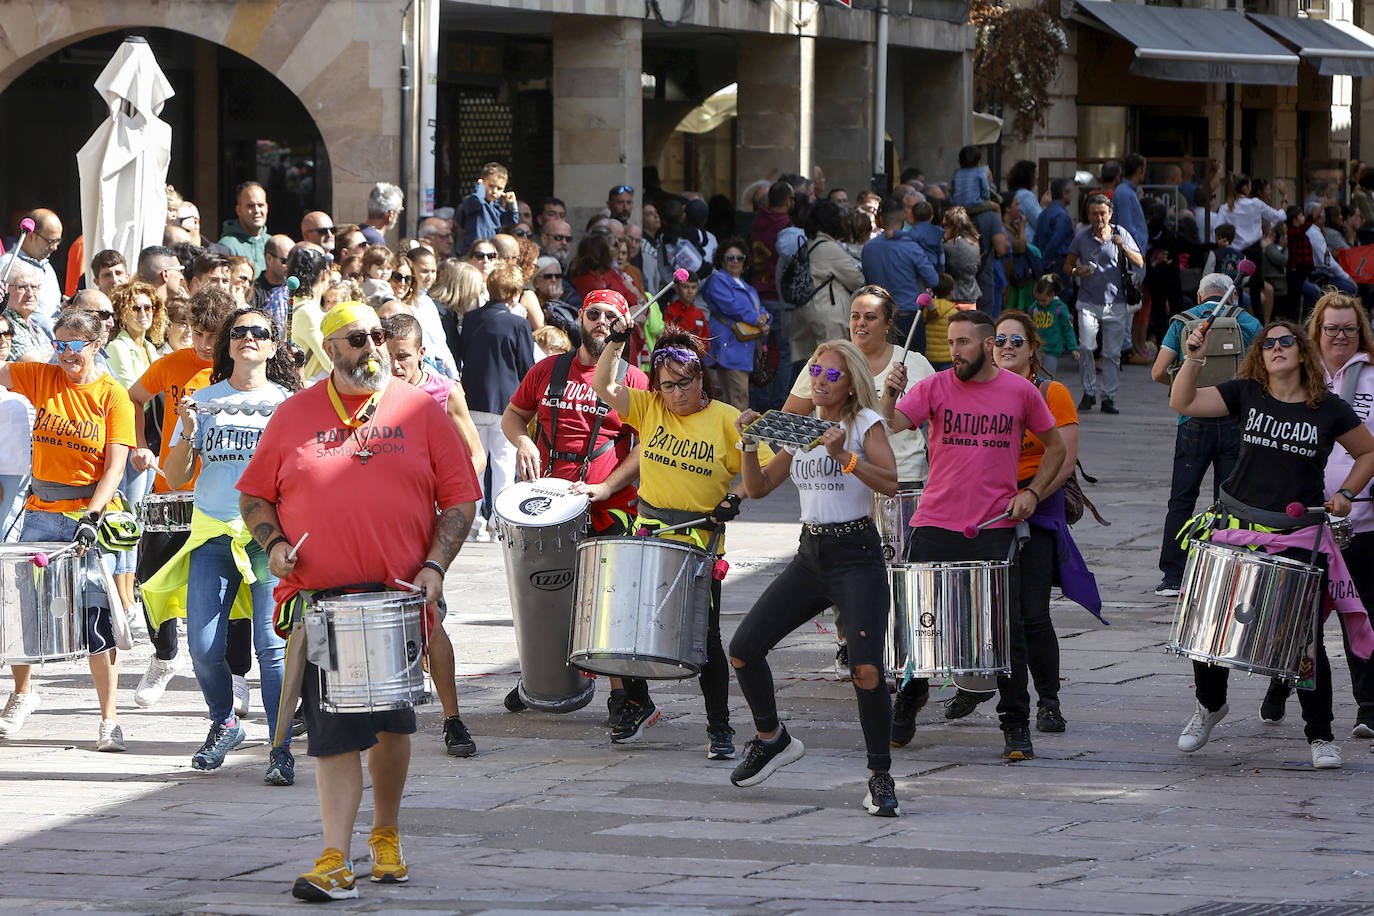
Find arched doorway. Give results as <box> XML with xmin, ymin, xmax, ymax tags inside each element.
<box><xmin>0</xmin><ymin>27</ymin><xmax>331</xmax><ymax>277</ymax></box>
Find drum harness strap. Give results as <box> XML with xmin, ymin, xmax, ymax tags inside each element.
<box><xmin>1180</xmin><ymin>489</ymin><xmax>1327</xmax><ymax>566</ymax></box>
<box><xmin>537</xmin><ymin>351</ymin><xmax>631</xmax><ymax>481</ymax></box>
<box><xmin>31</xmin><ymin>478</ymin><xmax>97</xmax><ymax>502</ymax></box>
<box><xmin>636</xmin><ymin>501</ymin><xmax>721</xmax><ymax>551</ymax></box>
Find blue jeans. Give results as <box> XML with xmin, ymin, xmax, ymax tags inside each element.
<box><xmin>185</xmin><ymin>536</ymin><xmax>285</xmax><ymax>737</ymax></box>
<box><xmin>0</xmin><ymin>473</ymin><xmax>27</xmax><ymax>543</ymax></box>
<box><xmin>1159</xmin><ymin>417</ymin><xmax>1241</xmax><ymax>586</ymax></box>
<box><xmin>116</xmin><ymin>465</ymin><xmax>154</xmax><ymax>575</ymax></box>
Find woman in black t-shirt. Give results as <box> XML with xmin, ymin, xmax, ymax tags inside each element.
<box><xmin>1170</xmin><ymin>320</ymin><xmax>1374</xmax><ymax>770</ymax></box>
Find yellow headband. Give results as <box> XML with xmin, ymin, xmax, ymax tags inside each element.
<box><xmin>320</xmin><ymin>302</ymin><xmax>377</xmax><ymax>338</ymax></box>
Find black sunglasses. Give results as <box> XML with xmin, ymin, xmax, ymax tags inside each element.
<box><xmin>994</xmin><ymin>334</ymin><xmax>1027</xmax><ymax>349</ymax></box>
<box><xmin>1261</xmin><ymin>335</ymin><xmax>1297</xmax><ymax>350</ymax></box>
<box><xmin>89</xmin><ymin>310</ymin><xmax>115</xmax><ymax>322</ymax></box>
<box><xmin>307</xmin><ymin>226</ymin><xmax>336</xmax><ymax>236</ymax></box>
<box><xmin>539</xmin><ymin>272</ymin><xmax>563</xmax><ymax>280</ymax></box>
<box><xmin>513</xmin><ymin>229</ymin><xmax>533</xmax><ymax>238</ymax></box>
<box><xmin>547</xmin><ymin>233</ymin><xmax>572</xmax><ymax>243</ymax></box>
<box><xmin>471</xmin><ymin>251</ymin><xmax>498</xmax><ymax>261</ymax></box>
<box><xmin>229</xmin><ymin>325</ymin><xmax>274</xmax><ymax>340</ymax></box>
<box><xmin>331</xmin><ymin>328</ymin><xmax>388</xmax><ymax>348</ymax></box>
<box><xmin>390</xmin><ymin>272</ymin><xmax>413</xmax><ymax>284</ymax></box>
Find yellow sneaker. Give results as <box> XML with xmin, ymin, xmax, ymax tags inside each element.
<box><xmin>292</xmin><ymin>848</ymin><xmax>358</xmax><ymax>901</ymax></box>
<box><xmin>368</xmin><ymin>826</ymin><xmax>409</xmax><ymax>883</ymax></box>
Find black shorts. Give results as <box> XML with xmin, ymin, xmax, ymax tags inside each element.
<box><xmin>301</xmin><ymin>662</ymin><xmax>418</xmax><ymax>758</ymax></box>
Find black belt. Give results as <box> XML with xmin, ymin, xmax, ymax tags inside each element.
<box><xmin>637</xmin><ymin>500</ymin><xmax>719</xmax><ymax>532</ymax></box>
<box><xmin>803</xmin><ymin>517</ymin><xmax>873</xmax><ymax>537</ymax></box>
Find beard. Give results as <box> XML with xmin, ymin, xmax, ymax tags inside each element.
<box><xmin>343</xmin><ymin>348</ymin><xmax>392</xmax><ymax>391</ymax></box>
<box><xmin>582</xmin><ymin>327</ymin><xmax>608</xmax><ymax>358</ymax></box>
<box><xmin>954</xmin><ymin>348</ymin><xmax>986</xmax><ymax>382</ymax></box>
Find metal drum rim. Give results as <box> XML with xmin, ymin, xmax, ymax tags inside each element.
<box><xmin>492</xmin><ymin>479</ymin><xmax>591</xmax><ymax>528</ymax></box>
<box><xmin>313</xmin><ymin>592</ymin><xmax>428</xmax><ymax>612</ymax></box>
<box><xmin>889</xmin><ymin>560</ymin><xmax>1013</xmax><ymax>572</ymax></box>
<box><xmin>577</xmin><ymin>535</ymin><xmax>710</xmax><ymax>560</ymax></box>
<box><xmin>1190</xmin><ymin>538</ymin><xmax>1323</xmax><ymax>573</ymax></box>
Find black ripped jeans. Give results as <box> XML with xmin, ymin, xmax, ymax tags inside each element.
<box><xmin>730</xmin><ymin>522</ymin><xmax>892</xmax><ymax>772</ymax></box>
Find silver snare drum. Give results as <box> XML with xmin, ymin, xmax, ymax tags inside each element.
<box><xmin>1168</xmin><ymin>539</ymin><xmax>1322</xmax><ymax>682</ymax></box>
<box><xmin>304</xmin><ymin>591</ymin><xmax>429</xmax><ymax>713</ymax></box>
<box><xmin>888</xmin><ymin>560</ymin><xmax>1010</xmax><ymax>678</ymax></box>
<box><xmin>569</xmin><ymin>536</ymin><xmax>712</xmax><ymax>679</ymax></box>
<box><xmin>139</xmin><ymin>492</ymin><xmax>194</xmax><ymax>533</ymax></box>
<box><xmin>873</xmin><ymin>489</ymin><xmax>921</xmax><ymax>564</ymax></box>
<box><xmin>0</xmin><ymin>543</ymin><xmax>87</xmax><ymax>664</ymax></box>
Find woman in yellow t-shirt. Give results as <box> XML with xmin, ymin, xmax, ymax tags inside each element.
<box><xmin>593</xmin><ymin>305</ymin><xmax>770</xmax><ymax>760</ymax></box>
<box><xmin>0</xmin><ymin>311</ymin><xmax>136</xmax><ymax>752</ymax></box>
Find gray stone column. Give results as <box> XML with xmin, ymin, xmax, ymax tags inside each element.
<box><xmin>813</xmin><ymin>41</ymin><xmax>873</xmax><ymax>199</ymax></box>
<box><xmin>736</xmin><ymin>34</ymin><xmax>806</xmax><ymax>201</ymax></box>
<box><xmin>552</xmin><ymin>14</ymin><xmax>644</xmax><ymax>233</ymax></box>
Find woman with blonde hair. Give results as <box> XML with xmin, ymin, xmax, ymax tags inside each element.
<box><xmin>727</xmin><ymin>338</ymin><xmax>901</xmax><ymax>816</ymax></box>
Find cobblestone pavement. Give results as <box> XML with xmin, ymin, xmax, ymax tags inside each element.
<box><xmin>1</xmin><ymin>362</ymin><xmax>1371</xmax><ymax>915</ymax></box>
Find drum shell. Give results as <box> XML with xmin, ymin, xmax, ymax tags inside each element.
<box><xmin>873</xmin><ymin>489</ymin><xmax>921</xmax><ymax>564</ymax></box>
<box><xmin>1168</xmin><ymin>540</ymin><xmax>1322</xmax><ymax>682</ymax></box>
<box><xmin>140</xmin><ymin>492</ymin><xmax>194</xmax><ymax>533</ymax></box>
<box><xmin>569</xmin><ymin>537</ymin><xmax>711</xmax><ymax>679</ymax></box>
<box><xmin>888</xmin><ymin>561</ymin><xmax>1011</xmax><ymax>678</ymax></box>
<box><xmin>307</xmin><ymin>593</ymin><xmax>428</xmax><ymax>713</ymax></box>
<box><xmin>0</xmin><ymin>543</ymin><xmax>87</xmax><ymax>664</ymax></box>
<box><xmin>493</xmin><ymin>504</ymin><xmax>594</xmax><ymax>713</ymax></box>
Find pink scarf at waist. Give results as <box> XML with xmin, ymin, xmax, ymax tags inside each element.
<box><xmin>1209</xmin><ymin>526</ymin><xmax>1373</xmax><ymax>659</ymax></box>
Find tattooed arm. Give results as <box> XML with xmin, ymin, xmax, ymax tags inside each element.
<box><xmin>240</xmin><ymin>493</ymin><xmax>297</xmax><ymax>578</ymax></box>
<box><xmin>413</xmin><ymin>501</ymin><xmax>477</xmax><ymax>603</ymax></box>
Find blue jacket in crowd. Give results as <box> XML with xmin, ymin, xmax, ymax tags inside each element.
<box><xmin>457</xmin><ymin>185</ymin><xmax>518</xmax><ymax>254</ymax></box>
<box><xmin>701</xmin><ymin>271</ymin><xmax>769</xmax><ymax>372</ymax></box>
<box><xmin>861</xmin><ymin>233</ymin><xmax>940</xmax><ymax>313</ymax></box>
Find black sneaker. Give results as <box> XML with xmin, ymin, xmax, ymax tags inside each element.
<box><xmin>890</xmin><ymin>680</ymin><xmax>929</xmax><ymax>748</ymax></box>
<box><xmin>730</xmin><ymin>727</ymin><xmax>805</xmax><ymax>786</ymax></box>
<box><xmin>606</xmin><ymin>688</ymin><xmax>627</xmax><ymax>727</ymax></box>
<box><xmin>1100</xmin><ymin>398</ymin><xmax>1119</xmax><ymax>415</ymax></box>
<box><xmin>707</xmin><ymin>724</ymin><xmax>736</xmax><ymax>760</ymax></box>
<box><xmin>834</xmin><ymin>642</ymin><xmax>851</xmax><ymax>682</ymax></box>
<box><xmin>443</xmin><ymin>716</ymin><xmax>476</xmax><ymax>757</ymax></box>
<box><xmin>1153</xmin><ymin>580</ymin><xmax>1181</xmax><ymax>598</ymax></box>
<box><xmin>611</xmin><ymin>698</ymin><xmax>660</xmax><ymax>743</ymax></box>
<box><xmin>1078</xmin><ymin>393</ymin><xmax>1096</xmax><ymax>410</ymax></box>
<box><xmin>1036</xmin><ymin>701</ymin><xmax>1066</xmax><ymax>733</ymax></box>
<box><xmin>943</xmin><ymin>689</ymin><xmax>993</xmax><ymax>720</ymax></box>
<box><xmin>503</xmin><ymin>685</ymin><xmax>527</xmax><ymax>712</ymax></box>
<box><xmin>1002</xmin><ymin>724</ymin><xmax>1035</xmax><ymax>761</ymax></box>
<box><xmin>1260</xmin><ymin>681</ymin><xmax>1290</xmax><ymax>725</ymax></box>
<box><xmin>863</xmin><ymin>771</ymin><xmax>900</xmax><ymax>817</ymax></box>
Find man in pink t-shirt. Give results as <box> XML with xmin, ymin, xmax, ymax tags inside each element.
<box><xmin>882</xmin><ymin>310</ymin><xmax>1064</xmax><ymax>763</ymax></box>
<box><xmin>237</xmin><ymin>304</ymin><xmax>480</xmax><ymax>901</ymax></box>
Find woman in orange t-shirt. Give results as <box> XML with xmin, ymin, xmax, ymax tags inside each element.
<box><xmin>0</xmin><ymin>310</ymin><xmax>136</xmax><ymax>752</ymax></box>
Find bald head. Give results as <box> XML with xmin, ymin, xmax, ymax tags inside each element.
<box><xmin>300</xmin><ymin>211</ymin><xmax>336</xmax><ymax>254</ymax></box>
<box><xmin>418</xmin><ymin>217</ymin><xmax>454</xmax><ymax>257</ymax></box>
<box><xmin>66</xmin><ymin>289</ymin><xmax>115</xmax><ymax>345</ymax></box>
<box><xmin>22</xmin><ymin>208</ymin><xmax>62</xmax><ymax>260</ymax></box>
<box><xmin>492</xmin><ymin>234</ymin><xmax>520</xmax><ymax>261</ymax></box>
<box><xmin>265</xmin><ymin>234</ymin><xmax>294</xmax><ymax>284</ymax></box>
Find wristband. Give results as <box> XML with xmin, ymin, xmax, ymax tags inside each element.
<box><xmin>722</xmin><ymin>493</ymin><xmax>742</xmax><ymax>507</ymax></box>
<box><xmin>423</xmin><ymin>560</ymin><xmax>446</xmax><ymax>577</ymax></box>
<box><xmin>265</xmin><ymin>535</ymin><xmax>289</xmax><ymax>555</ymax></box>
<box><xmin>841</xmin><ymin>451</ymin><xmax>859</xmax><ymax>474</ymax></box>
<box><xmin>607</xmin><ymin>327</ymin><xmax>631</xmax><ymax>344</ymax></box>
<box><xmin>1021</xmin><ymin>486</ymin><xmax>1041</xmax><ymax>502</ymax></box>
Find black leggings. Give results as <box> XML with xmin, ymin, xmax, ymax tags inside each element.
<box><xmin>730</xmin><ymin>524</ymin><xmax>892</xmax><ymax>772</ymax></box>
<box><xmin>630</xmin><ymin>577</ymin><xmax>729</xmax><ymax>727</ymax></box>
<box><xmin>1021</xmin><ymin>524</ymin><xmax>1060</xmax><ymax>704</ymax></box>
<box><xmin>137</xmin><ymin>530</ymin><xmax>252</xmax><ymax>675</ymax></box>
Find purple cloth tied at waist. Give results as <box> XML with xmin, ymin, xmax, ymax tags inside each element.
<box><xmin>1208</xmin><ymin>525</ymin><xmax>1374</xmax><ymax>659</ymax></box>
<box><xmin>1027</xmin><ymin>487</ymin><xmax>1106</xmax><ymax>624</ymax></box>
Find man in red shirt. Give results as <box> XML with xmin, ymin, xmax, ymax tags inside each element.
<box><xmin>501</xmin><ymin>289</ymin><xmax>648</xmax><ymax>720</ymax></box>
<box><xmin>238</xmin><ymin>303</ymin><xmax>479</xmax><ymax>902</ymax></box>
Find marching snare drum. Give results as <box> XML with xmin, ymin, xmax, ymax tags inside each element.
<box><xmin>1168</xmin><ymin>539</ymin><xmax>1322</xmax><ymax>682</ymax></box>
<box><xmin>303</xmin><ymin>590</ymin><xmax>429</xmax><ymax>713</ymax></box>
<box><xmin>887</xmin><ymin>560</ymin><xmax>1011</xmax><ymax>678</ymax></box>
<box><xmin>493</xmin><ymin>479</ymin><xmax>596</xmax><ymax>713</ymax></box>
<box><xmin>139</xmin><ymin>492</ymin><xmax>194</xmax><ymax>533</ymax></box>
<box><xmin>0</xmin><ymin>543</ymin><xmax>87</xmax><ymax>664</ymax></box>
<box><xmin>569</xmin><ymin>536</ymin><xmax>712</xmax><ymax>679</ymax></box>
<box><xmin>873</xmin><ymin>489</ymin><xmax>921</xmax><ymax>564</ymax></box>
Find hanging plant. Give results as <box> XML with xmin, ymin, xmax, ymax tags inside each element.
<box><xmin>972</xmin><ymin>0</ymin><xmax>1068</xmax><ymax>141</ymax></box>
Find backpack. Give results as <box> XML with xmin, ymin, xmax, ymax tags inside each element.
<box><xmin>1167</xmin><ymin>303</ymin><xmax>1245</xmax><ymax>389</ymax></box>
<box><xmin>779</xmin><ymin>239</ymin><xmax>834</xmax><ymax>307</ymax></box>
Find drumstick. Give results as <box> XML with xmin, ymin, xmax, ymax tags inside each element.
<box><xmin>634</xmin><ymin>516</ymin><xmax>712</xmax><ymax>537</ymax></box>
<box><xmin>1285</xmin><ymin>497</ymin><xmax>1374</xmax><ymax>518</ymax></box>
<box><xmin>287</xmin><ymin>532</ymin><xmax>309</xmax><ymax>561</ymax></box>
<box><xmin>963</xmin><ymin>510</ymin><xmax>1014</xmax><ymax>539</ymax></box>
<box><xmin>628</xmin><ymin>268</ymin><xmax>692</xmax><ymax>322</ymax></box>
<box><xmin>1189</xmin><ymin>260</ymin><xmax>1256</xmax><ymax>350</ymax></box>
<box><xmin>887</xmin><ymin>292</ymin><xmax>933</xmax><ymax>398</ymax></box>
<box><xmin>394</xmin><ymin>578</ymin><xmax>424</xmax><ymax>592</ymax></box>
<box><xmin>0</xmin><ymin>218</ymin><xmax>36</xmax><ymax>287</ymax></box>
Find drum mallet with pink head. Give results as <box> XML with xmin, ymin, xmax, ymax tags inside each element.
<box><xmin>963</xmin><ymin>510</ymin><xmax>1014</xmax><ymax>539</ymax></box>
<box><xmin>1</xmin><ymin>218</ymin><xmax>36</xmax><ymax>287</ymax></box>
<box><xmin>627</xmin><ymin>268</ymin><xmax>692</xmax><ymax>323</ymax></box>
<box><xmin>1286</xmin><ymin>497</ymin><xmax>1373</xmax><ymax>518</ymax></box>
<box><xmin>886</xmin><ymin>291</ymin><xmax>934</xmax><ymax>398</ymax></box>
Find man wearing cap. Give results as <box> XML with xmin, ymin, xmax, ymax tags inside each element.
<box><xmin>500</xmin><ymin>288</ymin><xmax>649</xmax><ymax>719</ymax></box>
<box><xmin>238</xmin><ymin>302</ymin><xmax>480</xmax><ymax>901</ymax></box>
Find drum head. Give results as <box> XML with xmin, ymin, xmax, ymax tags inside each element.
<box><xmin>493</xmin><ymin>479</ymin><xmax>590</xmax><ymax>527</ymax></box>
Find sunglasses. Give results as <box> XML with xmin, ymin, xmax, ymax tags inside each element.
<box><xmin>53</xmin><ymin>339</ymin><xmax>97</xmax><ymax>354</ymax></box>
<box><xmin>539</xmin><ymin>272</ymin><xmax>563</xmax><ymax>280</ymax></box>
<box><xmin>1262</xmin><ymin>335</ymin><xmax>1297</xmax><ymax>350</ymax></box>
<box><xmin>513</xmin><ymin>229</ymin><xmax>533</xmax><ymax>238</ymax></box>
<box><xmin>307</xmin><ymin>226</ymin><xmax>336</xmax><ymax>236</ymax></box>
<box><xmin>612</xmin><ymin>185</ymin><xmax>634</xmax><ymax>195</ymax></box>
<box><xmin>809</xmin><ymin>364</ymin><xmax>846</xmax><ymax>382</ymax></box>
<box><xmin>129</xmin><ymin>303</ymin><xmax>156</xmax><ymax>313</ymax></box>
<box><xmin>331</xmin><ymin>328</ymin><xmax>388</xmax><ymax>348</ymax></box>
<box><xmin>723</xmin><ymin>254</ymin><xmax>746</xmax><ymax>262</ymax></box>
<box><xmin>229</xmin><ymin>325</ymin><xmax>274</xmax><ymax>340</ymax></box>
<box><xmin>658</xmin><ymin>376</ymin><xmax>699</xmax><ymax>392</ymax></box>
<box><xmin>87</xmin><ymin>310</ymin><xmax>115</xmax><ymax>322</ymax></box>
<box><xmin>390</xmin><ymin>272</ymin><xmax>413</xmax><ymax>284</ymax></box>
<box><xmin>471</xmin><ymin>251</ymin><xmax>498</xmax><ymax>261</ymax></box>
<box><xmin>1320</xmin><ymin>324</ymin><xmax>1358</xmax><ymax>338</ymax></box>
<box><xmin>547</xmin><ymin>233</ymin><xmax>572</xmax><ymax>243</ymax></box>
<box><xmin>583</xmin><ymin>306</ymin><xmax>620</xmax><ymax>323</ymax></box>
<box><xmin>994</xmin><ymin>334</ymin><xmax>1027</xmax><ymax>348</ymax></box>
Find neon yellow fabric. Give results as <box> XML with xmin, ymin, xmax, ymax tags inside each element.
<box><xmin>142</xmin><ymin>508</ymin><xmax>257</xmax><ymax>628</ymax></box>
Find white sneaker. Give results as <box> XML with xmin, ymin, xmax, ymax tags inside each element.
<box><xmin>1310</xmin><ymin>739</ymin><xmax>1342</xmax><ymax>769</ymax></box>
<box><xmin>134</xmin><ymin>654</ymin><xmax>182</xmax><ymax>708</ymax></box>
<box><xmin>232</xmin><ymin>675</ymin><xmax>251</xmax><ymax>718</ymax></box>
<box><xmin>1178</xmin><ymin>701</ymin><xmax>1228</xmax><ymax>752</ymax></box>
<box><xmin>0</xmin><ymin>691</ymin><xmax>41</xmax><ymax>737</ymax></box>
<box><xmin>97</xmin><ymin>719</ymin><xmax>126</xmax><ymax>752</ymax></box>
